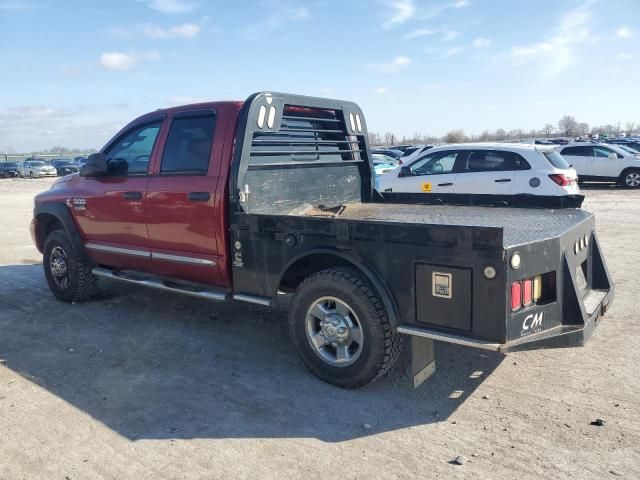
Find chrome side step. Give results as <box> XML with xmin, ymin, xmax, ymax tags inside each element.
<box><xmin>92</xmin><ymin>267</ymin><xmax>228</xmax><ymax>302</ymax></box>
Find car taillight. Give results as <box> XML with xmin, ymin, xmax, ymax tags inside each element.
<box><xmin>512</xmin><ymin>276</ymin><xmax>543</xmax><ymax>311</ymax></box>
<box><xmin>522</xmin><ymin>279</ymin><xmax>533</xmax><ymax>306</ymax></box>
<box><xmin>549</xmin><ymin>174</ymin><xmax>574</xmax><ymax>187</ymax></box>
<box><xmin>511</xmin><ymin>282</ymin><xmax>522</xmax><ymax>311</ymax></box>
<box><xmin>533</xmin><ymin>275</ymin><xmax>542</xmax><ymax>302</ymax></box>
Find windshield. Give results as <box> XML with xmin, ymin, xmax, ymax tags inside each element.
<box><xmin>619</xmin><ymin>145</ymin><xmax>639</xmax><ymax>154</ymax></box>
<box><xmin>3</xmin><ymin>163</ymin><xmax>18</xmax><ymax>168</ymax></box>
<box><xmin>31</xmin><ymin>161</ymin><xmax>46</xmax><ymax>166</ymax></box>
<box><xmin>543</xmin><ymin>150</ymin><xmax>571</xmax><ymax>169</ymax></box>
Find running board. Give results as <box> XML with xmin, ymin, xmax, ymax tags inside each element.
<box><xmin>397</xmin><ymin>325</ymin><xmax>501</xmax><ymax>351</ymax></box>
<box><xmin>92</xmin><ymin>267</ymin><xmax>229</xmax><ymax>302</ymax></box>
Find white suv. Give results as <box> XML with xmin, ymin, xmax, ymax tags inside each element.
<box><xmin>376</xmin><ymin>143</ymin><xmax>579</xmax><ymax>197</ymax></box>
<box><xmin>557</xmin><ymin>143</ymin><xmax>640</xmax><ymax>188</ymax></box>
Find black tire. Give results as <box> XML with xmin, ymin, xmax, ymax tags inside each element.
<box><xmin>43</xmin><ymin>230</ymin><xmax>97</xmax><ymax>302</ymax></box>
<box><xmin>620</xmin><ymin>169</ymin><xmax>640</xmax><ymax>189</ymax></box>
<box><xmin>289</xmin><ymin>268</ymin><xmax>402</xmax><ymax>389</ymax></box>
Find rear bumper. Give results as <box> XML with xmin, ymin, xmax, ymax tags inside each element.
<box><xmin>398</xmin><ymin>287</ymin><xmax>613</xmax><ymax>351</ymax></box>
<box><xmin>500</xmin><ymin>287</ymin><xmax>614</xmax><ymax>352</ymax></box>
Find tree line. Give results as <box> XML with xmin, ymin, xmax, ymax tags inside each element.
<box><xmin>368</xmin><ymin>116</ymin><xmax>639</xmax><ymax>146</ymax></box>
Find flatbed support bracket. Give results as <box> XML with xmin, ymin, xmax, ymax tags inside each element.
<box><xmin>411</xmin><ymin>336</ymin><xmax>436</xmax><ymax>388</ymax></box>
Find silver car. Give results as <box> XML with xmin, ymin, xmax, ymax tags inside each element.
<box><xmin>20</xmin><ymin>160</ymin><xmax>57</xmax><ymax>178</ymax></box>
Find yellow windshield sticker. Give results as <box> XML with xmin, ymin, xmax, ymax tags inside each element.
<box><xmin>421</xmin><ymin>182</ymin><xmax>432</xmax><ymax>192</ymax></box>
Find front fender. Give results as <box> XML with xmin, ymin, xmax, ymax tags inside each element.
<box><xmin>33</xmin><ymin>202</ymin><xmax>85</xmax><ymax>255</ymax></box>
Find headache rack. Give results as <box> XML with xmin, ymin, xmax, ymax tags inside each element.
<box><xmin>230</xmin><ymin>92</ymin><xmax>373</xmax><ymax>215</ymax></box>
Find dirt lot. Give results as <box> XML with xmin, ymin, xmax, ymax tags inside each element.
<box><xmin>0</xmin><ymin>178</ymin><xmax>638</xmax><ymax>479</ymax></box>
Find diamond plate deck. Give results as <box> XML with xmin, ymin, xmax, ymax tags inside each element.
<box><xmin>335</xmin><ymin>203</ymin><xmax>593</xmax><ymax>248</ymax></box>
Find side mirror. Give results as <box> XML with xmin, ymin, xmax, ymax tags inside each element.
<box><xmin>608</xmin><ymin>153</ymin><xmax>617</xmax><ymax>160</ymax></box>
<box><xmin>398</xmin><ymin>166</ymin><xmax>412</xmax><ymax>177</ymax></box>
<box><xmin>80</xmin><ymin>153</ymin><xmax>108</xmax><ymax>177</ymax></box>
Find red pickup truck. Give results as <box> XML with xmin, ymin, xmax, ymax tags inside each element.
<box><xmin>31</xmin><ymin>92</ymin><xmax>614</xmax><ymax>389</ymax></box>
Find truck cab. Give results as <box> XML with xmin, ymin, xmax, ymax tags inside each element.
<box><xmin>31</xmin><ymin>92</ymin><xmax>614</xmax><ymax>389</ymax></box>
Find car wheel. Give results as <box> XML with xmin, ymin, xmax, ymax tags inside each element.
<box><xmin>621</xmin><ymin>169</ymin><xmax>640</xmax><ymax>189</ymax></box>
<box><xmin>29</xmin><ymin>171</ymin><xmax>34</xmax><ymax>178</ymax></box>
<box><xmin>289</xmin><ymin>267</ymin><xmax>402</xmax><ymax>388</ymax></box>
<box><xmin>43</xmin><ymin>230</ymin><xmax>97</xmax><ymax>303</ymax></box>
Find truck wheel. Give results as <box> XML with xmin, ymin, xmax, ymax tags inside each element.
<box><xmin>289</xmin><ymin>268</ymin><xmax>401</xmax><ymax>388</ymax></box>
<box><xmin>43</xmin><ymin>230</ymin><xmax>97</xmax><ymax>302</ymax></box>
<box><xmin>621</xmin><ymin>169</ymin><xmax>640</xmax><ymax>188</ymax></box>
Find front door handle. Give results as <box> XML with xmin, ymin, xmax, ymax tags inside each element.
<box><xmin>438</xmin><ymin>182</ymin><xmax>453</xmax><ymax>186</ymax></box>
<box><xmin>494</xmin><ymin>178</ymin><xmax>512</xmax><ymax>183</ymax></box>
<box><xmin>188</xmin><ymin>192</ymin><xmax>211</xmax><ymax>202</ymax></box>
<box><xmin>123</xmin><ymin>191</ymin><xmax>143</xmax><ymax>200</ymax></box>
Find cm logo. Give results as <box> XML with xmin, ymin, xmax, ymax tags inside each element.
<box><xmin>522</xmin><ymin>312</ymin><xmax>544</xmax><ymax>331</ymax></box>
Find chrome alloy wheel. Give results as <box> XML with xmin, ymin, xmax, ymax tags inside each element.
<box><xmin>305</xmin><ymin>296</ymin><xmax>364</xmax><ymax>367</ymax></box>
<box><xmin>49</xmin><ymin>246</ymin><xmax>70</xmax><ymax>289</ymax></box>
<box><xmin>625</xmin><ymin>172</ymin><xmax>640</xmax><ymax>187</ymax></box>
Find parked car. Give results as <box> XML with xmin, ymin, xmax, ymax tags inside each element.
<box><xmin>50</xmin><ymin>159</ymin><xmax>80</xmax><ymax>176</ymax></box>
<box><xmin>29</xmin><ymin>92</ymin><xmax>612</xmax><ymax>389</ymax></box>
<box><xmin>372</xmin><ymin>153</ymin><xmax>400</xmax><ymax>175</ymax></box>
<box><xmin>20</xmin><ymin>159</ymin><xmax>57</xmax><ymax>178</ymax></box>
<box><xmin>0</xmin><ymin>162</ymin><xmax>21</xmax><ymax>178</ymax></box>
<box><xmin>376</xmin><ymin>143</ymin><xmax>579</xmax><ymax>198</ymax></box>
<box><xmin>399</xmin><ymin>144</ymin><xmax>435</xmax><ymax>162</ymax></box>
<box><xmin>371</xmin><ymin>148</ymin><xmax>403</xmax><ymax>160</ymax></box>
<box><xmin>557</xmin><ymin>142</ymin><xmax>640</xmax><ymax>188</ymax></box>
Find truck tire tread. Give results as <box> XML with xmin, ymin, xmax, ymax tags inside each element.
<box><xmin>43</xmin><ymin>229</ymin><xmax>97</xmax><ymax>303</ymax></box>
<box><xmin>289</xmin><ymin>267</ymin><xmax>402</xmax><ymax>388</ymax></box>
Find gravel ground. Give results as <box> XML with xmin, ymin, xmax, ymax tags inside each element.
<box><xmin>0</xmin><ymin>178</ymin><xmax>638</xmax><ymax>479</ymax></box>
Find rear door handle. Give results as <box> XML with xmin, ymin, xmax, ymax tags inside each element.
<box><xmin>438</xmin><ymin>182</ymin><xmax>453</xmax><ymax>186</ymax></box>
<box><xmin>123</xmin><ymin>191</ymin><xmax>143</xmax><ymax>200</ymax></box>
<box><xmin>188</xmin><ymin>192</ymin><xmax>211</xmax><ymax>202</ymax></box>
<box><xmin>494</xmin><ymin>179</ymin><xmax>512</xmax><ymax>183</ymax></box>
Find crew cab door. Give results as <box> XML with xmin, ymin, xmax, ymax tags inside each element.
<box><xmin>453</xmin><ymin>149</ymin><xmax>524</xmax><ymax>195</ymax></box>
<box><xmin>75</xmin><ymin>118</ymin><xmax>164</xmax><ymax>272</ymax></box>
<box><xmin>391</xmin><ymin>149</ymin><xmax>460</xmax><ymax>193</ymax></box>
<box><xmin>145</xmin><ymin>109</ymin><xmax>227</xmax><ymax>286</ymax></box>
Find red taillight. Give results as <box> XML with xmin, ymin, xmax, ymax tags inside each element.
<box><xmin>549</xmin><ymin>174</ymin><xmax>574</xmax><ymax>187</ymax></box>
<box><xmin>522</xmin><ymin>279</ymin><xmax>533</xmax><ymax>306</ymax></box>
<box><xmin>511</xmin><ymin>282</ymin><xmax>522</xmax><ymax>311</ymax></box>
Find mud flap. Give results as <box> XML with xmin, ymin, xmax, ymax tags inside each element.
<box><xmin>411</xmin><ymin>336</ymin><xmax>436</xmax><ymax>388</ymax></box>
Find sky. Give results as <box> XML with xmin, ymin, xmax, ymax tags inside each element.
<box><xmin>0</xmin><ymin>0</ymin><xmax>639</xmax><ymax>152</ymax></box>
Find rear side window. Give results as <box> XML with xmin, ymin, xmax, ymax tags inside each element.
<box><xmin>543</xmin><ymin>150</ymin><xmax>571</xmax><ymax>169</ymax></box>
<box><xmin>460</xmin><ymin>150</ymin><xmax>530</xmax><ymax>172</ymax></box>
<box><xmin>561</xmin><ymin>146</ymin><xmax>593</xmax><ymax>156</ymax></box>
<box><xmin>161</xmin><ymin>112</ymin><xmax>216</xmax><ymax>175</ymax></box>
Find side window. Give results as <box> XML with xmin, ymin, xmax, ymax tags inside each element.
<box><xmin>104</xmin><ymin>121</ymin><xmax>162</xmax><ymax>176</ymax></box>
<box><xmin>409</xmin><ymin>151</ymin><xmax>458</xmax><ymax>176</ymax></box>
<box><xmin>562</xmin><ymin>146</ymin><xmax>593</xmax><ymax>156</ymax></box>
<box><xmin>160</xmin><ymin>112</ymin><xmax>216</xmax><ymax>175</ymax></box>
<box><xmin>593</xmin><ymin>146</ymin><xmax>622</xmax><ymax>159</ymax></box>
<box><xmin>461</xmin><ymin>150</ymin><xmax>530</xmax><ymax>172</ymax></box>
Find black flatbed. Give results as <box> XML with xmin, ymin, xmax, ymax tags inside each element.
<box><xmin>333</xmin><ymin>203</ymin><xmax>593</xmax><ymax>248</ymax></box>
